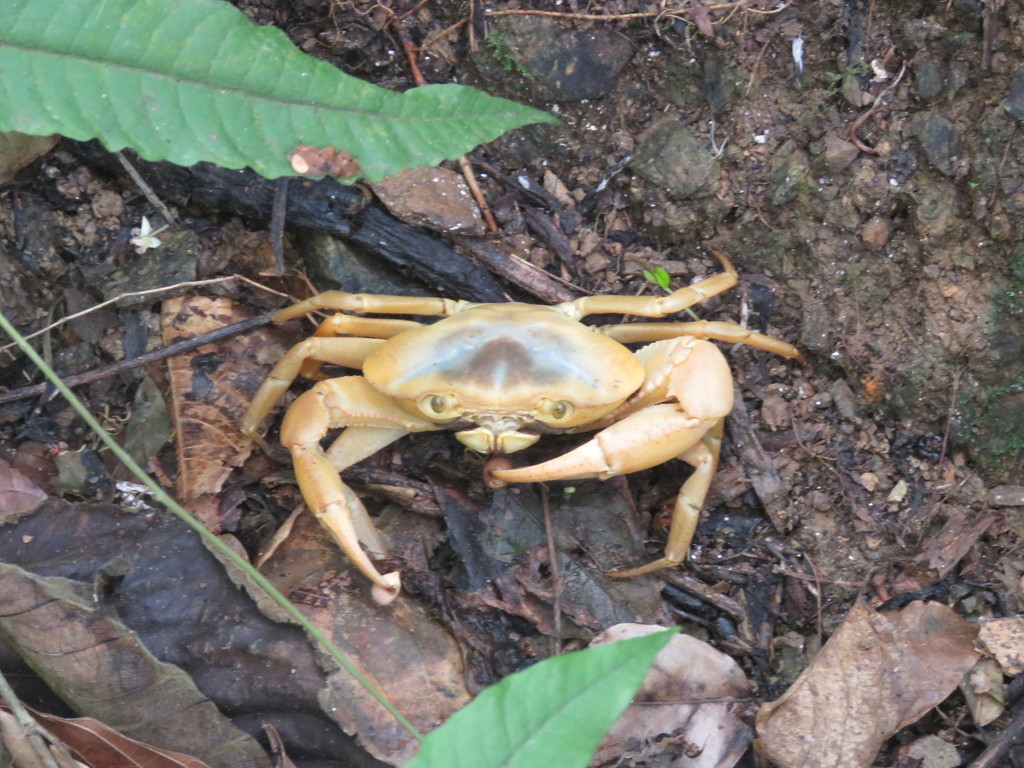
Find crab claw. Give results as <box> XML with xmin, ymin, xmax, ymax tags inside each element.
<box><xmin>488</xmin><ymin>403</ymin><xmax>710</xmax><ymax>484</ymax></box>
<box><xmin>371</xmin><ymin>573</ymin><xmax>402</xmax><ymax>605</ymax></box>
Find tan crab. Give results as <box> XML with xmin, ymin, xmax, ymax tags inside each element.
<box><xmin>241</xmin><ymin>250</ymin><xmax>803</xmax><ymax>604</ymax></box>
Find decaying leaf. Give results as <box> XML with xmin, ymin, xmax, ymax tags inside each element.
<box><xmin>977</xmin><ymin>616</ymin><xmax>1024</xmax><ymax>675</ymax></box>
<box><xmin>915</xmin><ymin>506</ymin><xmax>998</xmax><ymax>578</ymax></box>
<box><xmin>288</xmin><ymin>144</ymin><xmax>361</xmax><ymax>178</ymax></box>
<box><xmin>0</xmin><ymin>458</ymin><xmax>47</xmax><ymax>518</ymax></box>
<box><xmin>960</xmin><ymin>657</ymin><xmax>1006</xmax><ymax>727</ymax></box>
<box><xmin>0</xmin><ymin>131</ymin><xmax>58</xmax><ymax>184</ymax></box>
<box><xmin>30</xmin><ymin>709</ymin><xmax>217</xmax><ymax>768</ymax></box>
<box><xmin>0</xmin><ymin>499</ymin><xmax>360</xmax><ymax>765</ymax></box>
<box><xmin>0</xmin><ymin>562</ymin><xmax>270</xmax><ymax>768</ymax></box>
<box><xmin>756</xmin><ymin>601</ymin><xmax>979</xmax><ymax>768</ymax></box>
<box><xmin>590</xmin><ymin>624</ymin><xmax>753</xmax><ymax>768</ymax></box>
<box><xmin>162</xmin><ymin>295</ymin><xmax>280</xmax><ymax>525</ymax></box>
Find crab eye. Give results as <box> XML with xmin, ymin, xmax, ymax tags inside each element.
<box><xmin>544</xmin><ymin>399</ymin><xmax>574</xmax><ymax>421</ymax></box>
<box><xmin>422</xmin><ymin>393</ymin><xmax>459</xmax><ymax>418</ymax></box>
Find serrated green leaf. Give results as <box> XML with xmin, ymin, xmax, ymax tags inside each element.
<box><xmin>406</xmin><ymin>629</ymin><xmax>675</xmax><ymax>768</ymax></box>
<box><xmin>0</xmin><ymin>0</ymin><xmax>556</xmax><ymax>181</ymax></box>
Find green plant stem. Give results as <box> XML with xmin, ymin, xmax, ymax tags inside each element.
<box><xmin>0</xmin><ymin>310</ymin><xmax>423</xmax><ymax>741</ymax></box>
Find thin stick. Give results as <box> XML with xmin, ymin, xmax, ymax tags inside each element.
<box><xmin>396</xmin><ymin>24</ymin><xmax>498</xmax><ymax>232</ymax></box>
<box><xmin>115</xmin><ymin>152</ymin><xmax>177</xmax><ymax>224</ymax></box>
<box><xmin>938</xmin><ymin>368</ymin><xmax>962</xmax><ymax>467</ymax></box>
<box><xmin>967</xmin><ymin>697</ymin><xmax>1024</xmax><ymax>768</ymax></box>
<box><xmin>541</xmin><ymin>487</ymin><xmax>563</xmax><ymax>655</ymax></box>
<box><xmin>270</xmin><ymin>178</ymin><xmax>289</xmax><ymax>276</ymax></box>
<box><xmin>0</xmin><ymin>274</ymin><xmax>289</xmax><ymax>354</ymax></box>
<box><xmin>0</xmin><ymin>667</ymin><xmax>69</xmax><ymax>768</ymax></box>
<box><xmin>0</xmin><ymin>311</ymin><xmax>275</xmax><ymax>406</ymax></box>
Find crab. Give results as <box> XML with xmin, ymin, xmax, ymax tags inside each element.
<box><xmin>241</xmin><ymin>250</ymin><xmax>803</xmax><ymax>604</ymax></box>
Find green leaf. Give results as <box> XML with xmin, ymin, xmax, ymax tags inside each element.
<box><xmin>0</xmin><ymin>0</ymin><xmax>556</xmax><ymax>181</ymax></box>
<box><xmin>406</xmin><ymin>629</ymin><xmax>675</xmax><ymax>768</ymax></box>
<box><xmin>643</xmin><ymin>267</ymin><xmax>672</xmax><ymax>293</ymax></box>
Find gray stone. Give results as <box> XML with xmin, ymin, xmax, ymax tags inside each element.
<box><xmin>631</xmin><ymin>121</ymin><xmax>719</xmax><ymax>198</ymax></box>
<box><xmin>500</xmin><ymin>17</ymin><xmax>635</xmax><ymax>101</ymax></box>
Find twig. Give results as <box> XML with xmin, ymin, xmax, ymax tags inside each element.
<box><xmin>458</xmin><ymin>155</ymin><xmax>498</xmax><ymax>233</ymax></box>
<box><xmin>967</xmin><ymin>696</ymin><xmax>1024</xmax><ymax>768</ymax></box>
<box><xmin>395</xmin><ymin>23</ymin><xmax>498</xmax><ymax>233</ymax></box>
<box><xmin>452</xmin><ymin>236</ymin><xmax>582</xmax><ymax>304</ymax></box>
<box><xmin>0</xmin><ymin>274</ymin><xmax>289</xmax><ymax>355</ymax></box>
<box><xmin>115</xmin><ymin>152</ymin><xmax>177</xmax><ymax>224</ymax></box>
<box><xmin>541</xmin><ymin>487</ymin><xmax>563</xmax><ymax>655</ymax></box>
<box><xmin>659</xmin><ymin>571</ymin><xmax>746</xmax><ymax>621</ymax></box>
<box><xmin>0</xmin><ymin>311</ymin><xmax>275</xmax><ymax>406</ymax></box>
<box><xmin>847</xmin><ymin>63</ymin><xmax>907</xmax><ymax>154</ymax></box>
<box><xmin>0</xmin><ymin>669</ymin><xmax>68</xmax><ymax>768</ymax></box>
<box><xmin>938</xmin><ymin>367</ymin><xmax>962</xmax><ymax>466</ymax></box>
<box><xmin>481</xmin><ymin>1</ymin><xmax>792</xmax><ymax>24</ymax></box>
<box><xmin>270</xmin><ymin>178</ymin><xmax>289</xmax><ymax>276</ymax></box>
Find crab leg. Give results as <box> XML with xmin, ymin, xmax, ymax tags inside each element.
<box><xmin>563</xmin><ymin>250</ymin><xmax>738</xmax><ymax>319</ymax></box>
<box><xmin>488</xmin><ymin>337</ymin><xmax>734</xmax><ymax>577</ymax></box>
<box><xmin>241</xmin><ymin>336</ymin><xmax>387</xmax><ymax>450</ymax></box>
<box><xmin>273</xmin><ymin>293</ymin><xmax>462</xmax><ymax>322</ymax></box>
<box><xmin>280</xmin><ymin>376</ymin><xmax>441</xmax><ymax>603</ymax></box>
<box><xmin>599</xmin><ymin>320</ymin><xmax>804</xmax><ymax>362</ymax></box>
<box><xmin>607</xmin><ymin>418</ymin><xmax>724</xmax><ymax>578</ymax></box>
<box><xmin>296</xmin><ymin>314</ymin><xmax>425</xmax><ymax>382</ymax></box>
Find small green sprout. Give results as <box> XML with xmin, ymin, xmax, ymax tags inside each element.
<box><xmin>642</xmin><ymin>266</ymin><xmax>672</xmax><ymax>293</ymax></box>
<box><xmin>642</xmin><ymin>266</ymin><xmax>701</xmax><ymax>321</ymax></box>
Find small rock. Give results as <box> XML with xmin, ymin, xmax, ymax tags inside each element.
<box><xmin>861</xmin><ymin>216</ymin><xmax>892</xmax><ymax>248</ymax></box>
<box><xmin>913</xmin><ymin>55</ymin><xmax>946</xmax><ymax>101</ymax></box>
<box><xmin>912</xmin><ymin>180</ymin><xmax>957</xmax><ymax>238</ymax></box>
<box><xmin>830</xmin><ymin>379</ymin><xmax>859</xmax><ymax>420</ymax></box>
<box><xmin>1004</xmin><ymin>66</ymin><xmax>1024</xmax><ymax>121</ymax></box>
<box><xmin>767</xmin><ymin>141</ymin><xmax>810</xmax><ymax>206</ymax></box>
<box><xmin>631</xmin><ymin>120</ymin><xmax>720</xmax><ymax>198</ymax></box>
<box><xmin>700</xmin><ymin>48</ymin><xmax>732</xmax><ymax>113</ymax></box>
<box><xmin>498</xmin><ymin>17</ymin><xmax>635</xmax><ymax>101</ymax></box>
<box><xmin>299</xmin><ymin>229</ymin><xmax>428</xmax><ymax>296</ymax></box>
<box><xmin>822</xmin><ymin>132</ymin><xmax>859</xmax><ymax>173</ymax></box>
<box><xmin>760</xmin><ymin>394</ymin><xmax>790</xmax><ymax>430</ymax></box>
<box><xmin>990</xmin><ymin>485</ymin><xmax>1024</xmax><ymax>506</ymax></box>
<box><xmin>909</xmin><ymin>112</ymin><xmax>964</xmax><ymax>176</ymax></box>
<box><xmin>859</xmin><ymin>472</ymin><xmax>880</xmax><ymax>492</ymax></box>
<box><xmin>372</xmin><ymin>166</ymin><xmax>485</xmax><ymax>235</ymax></box>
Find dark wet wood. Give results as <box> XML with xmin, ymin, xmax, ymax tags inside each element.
<box><xmin>67</xmin><ymin>141</ymin><xmax>512</xmax><ymax>303</ymax></box>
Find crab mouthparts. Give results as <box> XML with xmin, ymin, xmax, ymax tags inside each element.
<box><xmin>456</xmin><ymin>427</ymin><xmax>540</xmax><ymax>454</ymax></box>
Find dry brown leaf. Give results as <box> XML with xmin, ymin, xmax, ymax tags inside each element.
<box><xmin>31</xmin><ymin>710</ymin><xmax>215</xmax><ymax>768</ymax></box>
<box><xmin>288</xmin><ymin>144</ymin><xmax>360</xmax><ymax>177</ymax></box>
<box><xmin>756</xmin><ymin>601</ymin><xmax>979</xmax><ymax>768</ymax></box>
<box><xmin>0</xmin><ymin>562</ymin><xmax>270</xmax><ymax>768</ymax></box>
<box><xmin>0</xmin><ymin>132</ymin><xmax>59</xmax><ymax>184</ymax></box>
<box><xmin>960</xmin><ymin>657</ymin><xmax>1006</xmax><ymax>727</ymax></box>
<box><xmin>161</xmin><ymin>295</ymin><xmax>273</xmax><ymax>512</ymax></box>
<box><xmin>0</xmin><ymin>457</ymin><xmax>48</xmax><ymax>518</ymax></box>
<box><xmin>915</xmin><ymin>507</ymin><xmax>998</xmax><ymax>578</ymax></box>
<box><xmin>977</xmin><ymin>616</ymin><xmax>1024</xmax><ymax>675</ymax></box>
<box><xmin>590</xmin><ymin>624</ymin><xmax>753</xmax><ymax>768</ymax></box>
<box><xmin>688</xmin><ymin>4</ymin><xmax>715</xmax><ymax>37</ymax></box>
